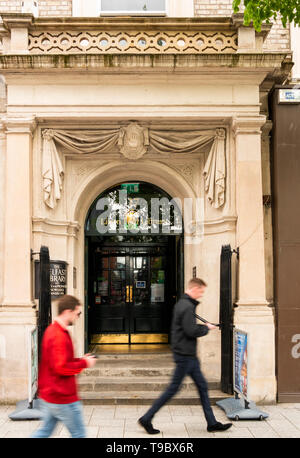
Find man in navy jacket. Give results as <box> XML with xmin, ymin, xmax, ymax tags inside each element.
<box><xmin>138</xmin><ymin>278</ymin><xmax>232</xmax><ymax>434</ymax></box>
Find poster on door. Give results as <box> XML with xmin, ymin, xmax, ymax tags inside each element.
<box><xmin>151</xmin><ymin>284</ymin><xmax>164</xmax><ymax>303</ymax></box>
<box><xmin>233</xmin><ymin>329</ymin><xmax>248</xmax><ymax>400</ymax></box>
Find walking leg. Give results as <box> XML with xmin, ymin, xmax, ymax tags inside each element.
<box><xmin>141</xmin><ymin>357</ymin><xmax>188</xmax><ymax>422</ymax></box>
<box><xmin>30</xmin><ymin>400</ymin><xmax>58</xmax><ymax>438</ymax></box>
<box><xmin>56</xmin><ymin>401</ymin><xmax>86</xmax><ymax>438</ymax></box>
<box><xmin>189</xmin><ymin>358</ymin><xmax>217</xmax><ymax>427</ymax></box>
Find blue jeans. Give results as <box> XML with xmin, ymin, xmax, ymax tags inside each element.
<box><xmin>31</xmin><ymin>399</ymin><xmax>86</xmax><ymax>438</ymax></box>
<box><xmin>142</xmin><ymin>353</ymin><xmax>217</xmax><ymax>427</ymax></box>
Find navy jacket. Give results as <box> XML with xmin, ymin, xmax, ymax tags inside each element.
<box><xmin>170</xmin><ymin>293</ymin><xmax>209</xmax><ymax>357</ymax></box>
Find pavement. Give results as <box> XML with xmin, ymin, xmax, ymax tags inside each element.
<box><xmin>1</xmin><ymin>402</ymin><xmax>300</xmax><ymax>438</ymax></box>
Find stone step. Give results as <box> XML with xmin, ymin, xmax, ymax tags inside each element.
<box><xmin>80</xmin><ymin>389</ymin><xmax>231</xmax><ymax>405</ymax></box>
<box><xmin>80</xmin><ymin>351</ymin><xmax>226</xmax><ymax>405</ymax></box>
<box><xmin>78</xmin><ymin>376</ymin><xmax>220</xmax><ymax>392</ymax></box>
<box><xmin>82</xmin><ymin>361</ymin><xmax>177</xmax><ymax>378</ymax></box>
<box><xmin>90</xmin><ymin>352</ymin><xmax>173</xmax><ymax>361</ymax></box>
<box><xmin>81</xmin><ymin>354</ymin><xmax>200</xmax><ymax>378</ymax></box>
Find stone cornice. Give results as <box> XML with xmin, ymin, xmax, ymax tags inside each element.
<box><xmin>0</xmin><ymin>52</ymin><xmax>288</xmax><ymax>73</ymax></box>
<box><xmin>0</xmin><ymin>14</ymin><xmax>237</xmax><ymax>32</ymax></box>
<box><xmin>2</xmin><ymin>115</ymin><xmax>37</xmax><ymax>134</ymax></box>
<box><xmin>1</xmin><ymin>13</ymin><xmax>34</xmax><ymax>30</ymax></box>
<box><xmin>204</xmin><ymin>216</ymin><xmax>237</xmax><ymax>235</ymax></box>
<box><xmin>231</xmin><ymin>115</ymin><xmax>267</xmax><ymax>136</ymax></box>
<box><xmin>32</xmin><ymin>215</ymin><xmax>235</xmax><ymax>237</ymax></box>
<box><xmin>32</xmin><ymin>217</ymin><xmax>80</xmax><ymax>238</ymax></box>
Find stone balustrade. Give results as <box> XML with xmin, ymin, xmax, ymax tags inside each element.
<box><xmin>0</xmin><ymin>12</ymin><xmax>273</xmax><ymax>55</ymax></box>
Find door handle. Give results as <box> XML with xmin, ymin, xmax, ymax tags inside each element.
<box><xmin>130</xmin><ymin>285</ymin><xmax>133</xmax><ymax>302</ymax></box>
<box><xmin>126</xmin><ymin>285</ymin><xmax>133</xmax><ymax>302</ymax></box>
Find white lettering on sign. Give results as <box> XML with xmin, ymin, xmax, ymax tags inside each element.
<box><xmin>291</xmin><ymin>334</ymin><xmax>300</xmax><ymax>359</ymax></box>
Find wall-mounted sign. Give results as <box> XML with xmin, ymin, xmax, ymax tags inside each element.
<box><xmin>136</xmin><ymin>281</ymin><xmax>146</xmax><ymax>288</ymax></box>
<box><xmin>50</xmin><ymin>261</ymin><xmax>68</xmax><ymax>298</ymax></box>
<box><xmin>279</xmin><ymin>88</ymin><xmax>300</xmax><ymax>104</ymax></box>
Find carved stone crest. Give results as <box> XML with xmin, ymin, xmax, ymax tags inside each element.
<box><xmin>118</xmin><ymin>122</ymin><xmax>149</xmax><ymax>160</ymax></box>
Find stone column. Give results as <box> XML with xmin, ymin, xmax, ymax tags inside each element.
<box><xmin>232</xmin><ymin>116</ymin><xmax>276</xmax><ymax>403</ymax></box>
<box><xmin>0</xmin><ymin>116</ymin><xmax>37</xmax><ymax>402</ymax></box>
<box><xmin>0</xmin><ymin>123</ymin><xmax>5</xmax><ymax>305</ymax></box>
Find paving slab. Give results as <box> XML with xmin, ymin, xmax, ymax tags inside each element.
<box><xmin>2</xmin><ymin>403</ymin><xmax>300</xmax><ymax>438</ymax></box>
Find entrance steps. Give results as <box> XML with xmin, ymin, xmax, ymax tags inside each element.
<box><xmin>78</xmin><ymin>353</ymin><xmax>230</xmax><ymax>405</ymax></box>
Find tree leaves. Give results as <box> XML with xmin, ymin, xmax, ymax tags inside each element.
<box><xmin>233</xmin><ymin>0</ymin><xmax>300</xmax><ymax>31</ymax></box>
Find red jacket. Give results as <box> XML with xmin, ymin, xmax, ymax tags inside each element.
<box><xmin>38</xmin><ymin>321</ymin><xmax>87</xmax><ymax>404</ymax></box>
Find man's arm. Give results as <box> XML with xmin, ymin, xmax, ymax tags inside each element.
<box><xmin>52</xmin><ymin>332</ymin><xmax>88</xmax><ymax>376</ymax></box>
<box><xmin>181</xmin><ymin>305</ymin><xmax>209</xmax><ymax>338</ymax></box>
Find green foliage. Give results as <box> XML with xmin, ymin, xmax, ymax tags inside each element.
<box><xmin>233</xmin><ymin>0</ymin><xmax>300</xmax><ymax>31</ymax></box>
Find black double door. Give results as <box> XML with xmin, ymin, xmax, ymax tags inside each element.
<box><xmin>88</xmin><ymin>241</ymin><xmax>177</xmax><ymax>344</ymax></box>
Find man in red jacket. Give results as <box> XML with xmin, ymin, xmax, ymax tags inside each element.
<box><xmin>31</xmin><ymin>295</ymin><xmax>96</xmax><ymax>438</ymax></box>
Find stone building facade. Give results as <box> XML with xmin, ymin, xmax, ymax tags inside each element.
<box><xmin>0</xmin><ymin>0</ymin><xmax>295</xmax><ymax>404</ymax></box>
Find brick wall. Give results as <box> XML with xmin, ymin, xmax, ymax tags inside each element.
<box><xmin>0</xmin><ymin>0</ymin><xmax>22</xmax><ymax>12</ymax></box>
<box><xmin>0</xmin><ymin>0</ymin><xmax>290</xmax><ymax>51</ymax></box>
<box><xmin>194</xmin><ymin>0</ymin><xmax>290</xmax><ymax>51</ymax></box>
<box><xmin>39</xmin><ymin>0</ymin><xmax>72</xmax><ymax>16</ymax></box>
<box><xmin>0</xmin><ymin>0</ymin><xmax>72</xmax><ymax>16</ymax></box>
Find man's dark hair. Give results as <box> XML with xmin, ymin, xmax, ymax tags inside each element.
<box><xmin>188</xmin><ymin>278</ymin><xmax>207</xmax><ymax>288</ymax></box>
<box><xmin>57</xmin><ymin>295</ymin><xmax>81</xmax><ymax>315</ymax></box>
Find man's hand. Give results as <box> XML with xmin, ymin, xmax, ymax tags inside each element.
<box><xmin>84</xmin><ymin>354</ymin><xmax>97</xmax><ymax>368</ymax></box>
<box><xmin>205</xmin><ymin>323</ymin><xmax>218</xmax><ymax>330</ymax></box>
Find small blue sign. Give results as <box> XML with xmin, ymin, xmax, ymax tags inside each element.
<box><xmin>136</xmin><ymin>281</ymin><xmax>146</xmax><ymax>288</ymax></box>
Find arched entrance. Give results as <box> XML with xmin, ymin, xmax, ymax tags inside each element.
<box><xmin>84</xmin><ymin>181</ymin><xmax>184</xmax><ymax>351</ymax></box>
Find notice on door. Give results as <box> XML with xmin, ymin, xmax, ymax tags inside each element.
<box><xmin>151</xmin><ymin>284</ymin><xmax>164</xmax><ymax>303</ymax></box>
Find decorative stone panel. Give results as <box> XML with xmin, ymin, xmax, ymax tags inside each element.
<box><xmin>28</xmin><ymin>29</ymin><xmax>238</xmax><ymax>54</ymax></box>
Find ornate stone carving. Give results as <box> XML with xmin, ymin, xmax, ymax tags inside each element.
<box><xmin>216</xmin><ymin>128</ymin><xmax>226</xmax><ymax>140</ymax></box>
<box><xmin>170</xmin><ymin>162</ymin><xmax>196</xmax><ymax>190</ymax></box>
<box><xmin>42</xmin><ymin>126</ymin><xmax>226</xmax><ymax>210</ymax></box>
<box><xmin>118</xmin><ymin>122</ymin><xmax>149</xmax><ymax>160</ymax></box>
<box><xmin>42</xmin><ymin>128</ymin><xmax>55</xmax><ymax>140</ymax></box>
<box><xmin>28</xmin><ymin>30</ymin><xmax>238</xmax><ymax>55</ymax></box>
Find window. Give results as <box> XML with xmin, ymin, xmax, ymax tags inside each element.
<box><xmin>72</xmin><ymin>0</ymin><xmax>194</xmax><ymax>18</ymax></box>
<box><xmin>101</xmin><ymin>0</ymin><xmax>166</xmax><ymax>16</ymax></box>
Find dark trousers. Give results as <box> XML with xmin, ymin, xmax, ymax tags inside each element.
<box><xmin>142</xmin><ymin>353</ymin><xmax>217</xmax><ymax>427</ymax></box>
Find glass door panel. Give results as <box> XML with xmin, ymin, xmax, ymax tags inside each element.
<box><xmin>90</xmin><ymin>243</ymin><xmax>173</xmax><ymax>345</ymax></box>
<box><xmin>90</xmin><ymin>251</ymin><xmax>129</xmax><ymax>343</ymax></box>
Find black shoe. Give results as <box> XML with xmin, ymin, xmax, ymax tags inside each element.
<box><xmin>138</xmin><ymin>417</ymin><xmax>160</xmax><ymax>434</ymax></box>
<box><xmin>207</xmin><ymin>422</ymin><xmax>232</xmax><ymax>432</ymax></box>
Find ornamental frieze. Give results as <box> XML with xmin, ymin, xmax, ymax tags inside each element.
<box><xmin>42</xmin><ymin>124</ymin><xmax>226</xmax><ymax>210</ymax></box>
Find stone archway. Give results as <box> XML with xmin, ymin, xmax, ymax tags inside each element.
<box><xmin>71</xmin><ymin>160</ymin><xmax>198</xmax><ymax>354</ymax></box>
